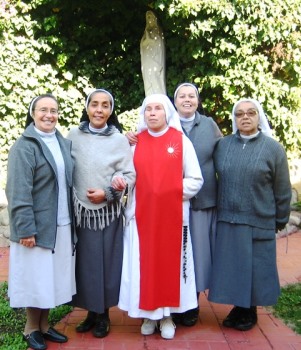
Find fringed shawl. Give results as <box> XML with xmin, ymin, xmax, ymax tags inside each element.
<box><xmin>67</xmin><ymin>122</ymin><xmax>136</xmax><ymax>231</ymax></box>
<box><xmin>73</xmin><ymin>188</ymin><xmax>124</xmax><ymax>230</ymax></box>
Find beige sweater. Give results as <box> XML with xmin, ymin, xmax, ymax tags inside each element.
<box><xmin>67</xmin><ymin>123</ymin><xmax>136</xmax><ymax>230</ymax></box>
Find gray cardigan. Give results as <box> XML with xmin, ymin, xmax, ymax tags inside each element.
<box><xmin>214</xmin><ymin>131</ymin><xmax>291</xmax><ymax>230</ymax></box>
<box><xmin>183</xmin><ymin>112</ymin><xmax>222</xmax><ymax>210</ymax></box>
<box><xmin>6</xmin><ymin>123</ymin><xmax>74</xmax><ymax>250</ymax></box>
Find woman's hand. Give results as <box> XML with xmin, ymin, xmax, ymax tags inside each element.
<box><xmin>20</xmin><ymin>236</ymin><xmax>36</xmax><ymax>248</ymax></box>
<box><xmin>125</xmin><ymin>131</ymin><xmax>138</xmax><ymax>146</ymax></box>
<box><xmin>86</xmin><ymin>188</ymin><xmax>106</xmax><ymax>204</ymax></box>
<box><xmin>111</xmin><ymin>176</ymin><xmax>127</xmax><ymax>191</ymax></box>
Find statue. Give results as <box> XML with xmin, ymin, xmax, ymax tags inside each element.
<box><xmin>140</xmin><ymin>10</ymin><xmax>166</xmax><ymax>96</ymax></box>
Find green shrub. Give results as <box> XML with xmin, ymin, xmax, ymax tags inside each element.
<box><xmin>1</xmin><ymin>0</ymin><xmax>301</xmax><ymax>183</ymax></box>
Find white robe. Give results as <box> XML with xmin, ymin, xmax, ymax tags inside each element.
<box><xmin>118</xmin><ymin>135</ymin><xmax>203</xmax><ymax>320</ymax></box>
<box><xmin>9</xmin><ymin>225</ymin><xmax>76</xmax><ymax>308</ymax></box>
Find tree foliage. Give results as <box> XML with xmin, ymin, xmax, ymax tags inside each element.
<box><xmin>0</xmin><ymin>0</ymin><xmax>301</xmax><ymax>174</ymax></box>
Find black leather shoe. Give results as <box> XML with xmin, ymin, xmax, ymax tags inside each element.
<box><xmin>43</xmin><ymin>327</ymin><xmax>68</xmax><ymax>343</ymax></box>
<box><xmin>223</xmin><ymin>306</ymin><xmax>244</xmax><ymax>328</ymax></box>
<box><xmin>181</xmin><ymin>307</ymin><xmax>199</xmax><ymax>327</ymax></box>
<box><xmin>23</xmin><ymin>331</ymin><xmax>47</xmax><ymax>350</ymax></box>
<box><xmin>234</xmin><ymin>307</ymin><xmax>257</xmax><ymax>331</ymax></box>
<box><xmin>76</xmin><ymin>311</ymin><xmax>97</xmax><ymax>333</ymax></box>
<box><xmin>93</xmin><ymin>314</ymin><xmax>110</xmax><ymax>338</ymax></box>
<box><xmin>171</xmin><ymin>313</ymin><xmax>183</xmax><ymax>325</ymax></box>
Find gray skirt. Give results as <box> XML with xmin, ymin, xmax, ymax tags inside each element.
<box><xmin>208</xmin><ymin>222</ymin><xmax>280</xmax><ymax>308</ymax></box>
<box><xmin>190</xmin><ymin>207</ymin><xmax>217</xmax><ymax>292</ymax></box>
<box><xmin>72</xmin><ymin>215</ymin><xmax>123</xmax><ymax>314</ymax></box>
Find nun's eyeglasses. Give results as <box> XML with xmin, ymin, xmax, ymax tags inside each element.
<box><xmin>34</xmin><ymin>108</ymin><xmax>59</xmax><ymax>116</ymax></box>
<box><xmin>234</xmin><ymin>109</ymin><xmax>258</xmax><ymax>118</ymax></box>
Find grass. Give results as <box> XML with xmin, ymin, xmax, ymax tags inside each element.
<box><xmin>272</xmin><ymin>283</ymin><xmax>301</xmax><ymax>335</ymax></box>
<box><xmin>0</xmin><ymin>281</ymin><xmax>72</xmax><ymax>350</ymax></box>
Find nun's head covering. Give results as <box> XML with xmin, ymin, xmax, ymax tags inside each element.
<box><xmin>80</xmin><ymin>88</ymin><xmax>123</xmax><ymax>132</ymax></box>
<box><xmin>85</xmin><ymin>88</ymin><xmax>114</xmax><ymax>115</ymax></box>
<box><xmin>137</xmin><ymin>93</ymin><xmax>182</xmax><ymax>133</ymax></box>
<box><xmin>173</xmin><ymin>82</ymin><xmax>199</xmax><ymax>101</ymax></box>
<box><xmin>232</xmin><ymin>98</ymin><xmax>273</xmax><ymax>138</ymax></box>
<box><xmin>25</xmin><ymin>93</ymin><xmax>58</xmax><ymax>129</ymax></box>
<box><xmin>173</xmin><ymin>82</ymin><xmax>205</xmax><ymax>115</ymax></box>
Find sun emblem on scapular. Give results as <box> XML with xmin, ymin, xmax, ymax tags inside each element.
<box><xmin>166</xmin><ymin>142</ymin><xmax>180</xmax><ymax>158</ymax></box>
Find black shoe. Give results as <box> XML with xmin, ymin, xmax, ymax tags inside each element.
<box><xmin>234</xmin><ymin>306</ymin><xmax>257</xmax><ymax>331</ymax></box>
<box><xmin>181</xmin><ymin>307</ymin><xmax>199</xmax><ymax>327</ymax></box>
<box><xmin>171</xmin><ymin>313</ymin><xmax>183</xmax><ymax>325</ymax></box>
<box><xmin>93</xmin><ymin>314</ymin><xmax>110</xmax><ymax>338</ymax></box>
<box><xmin>43</xmin><ymin>327</ymin><xmax>68</xmax><ymax>343</ymax></box>
<box><xmin>23</xmin><ymin>331</ymin><xmax>47</xmax><ymax>350</ymax></box>
<box><xmin>222</xmin><ymin>306</ymin><xmax>244</xmax><ymax>328</ymax></box>
<box><xmin>76</xmin><ymin>311</ymin><xmax>97</xmax><ymax>333</ymax></box>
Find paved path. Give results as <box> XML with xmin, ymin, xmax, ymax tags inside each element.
<box><xmin>1</xmin><ymin>232</ymin><xmax>301</xmax><ymax>349</ymax></box>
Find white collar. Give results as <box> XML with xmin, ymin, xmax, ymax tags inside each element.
<box><xmin>89</xmin><ymin>123</ymin><xmax>108</xmax><ymax>133</ymax></box>
<box><xmin>179</xmin><ymin>114</ymin><xmax>195</xmax><ymax>122</ymax></box>
<box><xmin>147</xmin><ymin>126</ymin><xmax>169</xmax><ymax>137</ymax></box>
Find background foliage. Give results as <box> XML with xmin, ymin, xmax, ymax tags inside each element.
<box><xmin>0</xmin><ymin>0</ymin><xmax>301</xmax><ymax>177</ymax></box>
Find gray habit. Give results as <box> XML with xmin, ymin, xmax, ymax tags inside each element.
<box><xmin>72</xmin><ymin>215</ymin><xmax>123</xmax><ymax>313</ymax></box>
<box><xmin>208</xmin><ymin>222</ymin><xmax>280</xmax><ymax>308</ymax></box>
<box><xmin>190</xmin><ymin>207</ymin><xmax>217</xmax><ymax>292</ymax></box>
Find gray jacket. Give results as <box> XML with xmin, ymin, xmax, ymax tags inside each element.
<box><xmin>6</xmin><ymin>123</ymin><xmax>74</xmax><ymax>250</ymax></box>
<box><xmin>184</xmin><ymin>112</ymin><xmax>222</xmax><ymax>210</ymax></box>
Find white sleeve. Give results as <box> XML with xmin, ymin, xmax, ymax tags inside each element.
<box><xmin>182</xmin><ymin>135</ymin><xmax>203</xmax><ymax>200</ymax></box>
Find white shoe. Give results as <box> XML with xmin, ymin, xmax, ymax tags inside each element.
<box><xmin>141</xmin><ymin>318</ymin><xmax>157</xmax><ymax>335</ymax></box>
<box><xmin>160</xmin><ymin>317</ymin><xmax>176</xmax><ymax>339</ymax></box>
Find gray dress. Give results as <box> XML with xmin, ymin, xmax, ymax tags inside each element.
<box><xmin>73</xmin><ymin>216</ymin><xmax>123</xmax><ymax>313</ymax></box>
<box><xmin>208</xmin><ymin>131</ymin><xmax>291</xmax><ymax>307</ymax></box>
<box><xmin>181</xmin><ymin>112</ymin><xmax>222</xmax><ymax>292</ymax></box>
<box><xmin>209</xmin><ymin>222</ymin><xmax>280</xmax><ymax>307</ymax></box>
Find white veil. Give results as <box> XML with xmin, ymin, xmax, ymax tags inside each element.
<box><xmin>137</xmin><ymin>93</ymin><xmax>183</xmax><ymax>133</ymax></box>
<box><xmin>231</xmin><ymin>98</ymin><xmax>273</xmax><ymax>138</ymax></box>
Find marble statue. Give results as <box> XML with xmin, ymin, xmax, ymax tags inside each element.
<box><xmin>140</xmin><ymin>10</ymin><xmax>166</xmax><ymax>96</ymax></box>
